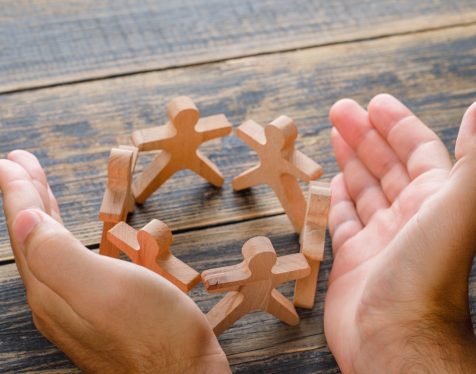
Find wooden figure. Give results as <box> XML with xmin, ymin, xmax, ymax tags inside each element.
<box><xmin>202</xmin><ymin>236</ymin><xmax>311</xmax><ymax>336</ymax></box>
<box><xmin>99</xmin><ymin>146</ymin><xmax>138</xmax><ymax>258</ymax></box>
<box><xmin>107</xmin><ymin>219</ymin><xmax>200</xmax><ymax>292</ymax></box>
<box><xmin>232</xmin><ymin>115</ymin><xmax>323</xmax><ymax>233</ymax></box>
<box><xmin>294</xmin><ymin>182</ymin><xmax>331</xmax><ymax>309</ymax></box>
<box><xmin>131</xmin><ymin>96</ymin><xmax>232</xmax><ymax>203</ymax></box>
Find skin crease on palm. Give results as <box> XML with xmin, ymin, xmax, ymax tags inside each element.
<box><xmin>0</xmin><ymin>94</ymin><xmax>475</xmax><ymax>373</ymax></box>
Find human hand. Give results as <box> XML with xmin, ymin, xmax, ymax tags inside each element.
<box><xmin>325</xmin><ymin>94</ymin><xmax>476</xmax><ymax>373</ymax></box>
<box><xmin>0</xmin><ymin>150</ymin><xmax>229</xmax><ymax>373</ymax></box>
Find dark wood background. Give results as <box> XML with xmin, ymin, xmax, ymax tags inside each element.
<box><xmin>1</xmin><ymin>1</ymin><xmax>475</xmax><ymax>372</ymax></box>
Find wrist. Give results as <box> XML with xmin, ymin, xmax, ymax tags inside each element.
<box><xmin>354</xmin><ymin>317</ymin><xmax>476</xmax><ymax>373</ymax></box>
<box><xmin>188</xmin><ymin>351</ymin><xmax>230</xmax><ymax>374</ymax></box>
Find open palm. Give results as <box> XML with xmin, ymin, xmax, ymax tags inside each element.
<box><xmin>324</xmin><ymin>94</ymin><xmax>476</xmax><ymax>372</ymax></box>
<box><xmin>0</xmin><ymin>151</ymin><xmax>229</xmax><ymax>373</ymax></box>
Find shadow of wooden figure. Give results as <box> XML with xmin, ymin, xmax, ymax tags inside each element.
<box><xmin>202</xmin><ymin>236</ymin><xmax>311</xmax><ymax>336</ymax></box>
<box><xmin>107</xmin><ymin>219</ymin><xmax>201</xmax><ymax>292</ymax></box>
<box><xmin>99</xmin><ymin>146</ymin><xmax>138</xmax><ymax>258</ymax></box>
<box><xmin>131</xmin><ymin>96</ymin><xmax>232</xmax><ymax>203</ymax></box>
<box><xmin>294</xmin><ymin>181</ymin><xmax>331</xmax><ymax>309</ymax></box>
<box><xmin>232</xmin><ymin>115</ymin><xmax>323</xmax><ymax>233</ymax></box>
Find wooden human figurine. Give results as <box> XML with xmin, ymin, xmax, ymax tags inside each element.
<box><xmin>202</xmin><ymin>236</ymin><xmax>311</xmax><ymax>336</ymax></box>
<box><xmin>107</xmin><ymin>219</ymin><xmax>200</xmax><ymax>292</ymax></box>
<box><xmin>99</xmin><ymin>146</ymin><xmax>138</xmax><ymax>258</ymax></box>
<box><xmin>294</xmin><ymin>182</ymin><xmax>331</xmax><ymax>309</ymax></box>
<box><xmin>232</xmin><ymin>115</ymin><xmax>323</xmax><ymax>233</ymax></box>
<box><xmin>131</xmin><ymin>96</ymin><xmax>232</xmax><ymax>203</ymax></box>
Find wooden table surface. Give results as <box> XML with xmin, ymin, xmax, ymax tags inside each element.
<box><xmin>1</xmin><ymin>1</ymin><xmax>476</xmax><ymax>372</ymax></box>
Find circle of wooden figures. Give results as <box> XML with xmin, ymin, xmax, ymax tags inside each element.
<box><xmin>98</xmin><ymin>96</ymin><xmax>331</xmax><ymax>336</ymax></box>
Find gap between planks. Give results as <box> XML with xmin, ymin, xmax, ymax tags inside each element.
<box><xmin>0</xmin><ymin>211</ymin><xmax>288</xmax><ymax>266</ymax></box>
<box><xmin>1</xmin><ymin>20</ymin><xmax>476</xmax><ymax>96</ymax></box>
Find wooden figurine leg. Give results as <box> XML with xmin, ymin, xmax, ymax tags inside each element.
<box><xmin>266</xmin><ymin>289</ymin><xmax>300</xmax><ymax>326</ymax></box>
<box><xmin>132</xmin><ymin>152</ymin><xmax>176</xmax><ymax>204</ymax></box>
<box><xmin>190</xmin><ymin>150</ymin><xmax>225</xmax><ymax>187</ymax></box>
<box><xmin>231</xmin><ymin>165</ymin><xmax>262</xmax><ymax>191</ymax></box>
<box><xmin>207</xmin><ymin>291</ymin><xmax>247</xmax><ymax>336</ymax></box>
<box><xmin>293</xmin><ymin>259</ymin><xmax>320</xmax><ymax>309</ymax></box>
<box><xmin>272</xmin><ymin>175</ymin><xmax>306</xmax><ymax>233</ymax></box>
<box><xmin>100</xmin><ymin>221</ymin><xmax>120</xmax><ymax>258</ymax></box>
<box><xmin>126</xmin><ymin>193</ymin><xmax>135</xmax><ymax>213</ymax></box>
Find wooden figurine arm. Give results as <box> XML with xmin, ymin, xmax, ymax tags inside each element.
<box><xmin>301</xmin><ymin>182</ymin><xmax>331</xmax><ymax>261</ymax></box>
<box><xmin>131</xmin><ymin>124</ymin><xmax>175</xmax><ymax>151</ymax></box>
<box><xmin>287</xmin><ymin>151</ymin><xmax>323</xmax><ymax>182</ymax></box>
<box><xmin>99</xmin><ymin>147</ymin><xmax>134</xmax><ymax>222</ymax></box>
<box><xmin>99</xmin><ymin>189</ymin><xmax>128</xmax><ymax>222</ymax></box>
<box><xmin>196</xmin><ymin>114</ymin><xmax>232</xmax><ymax>141</ymax></box>
<box><xmin>301</xmin><ymin>225</ymin><xmax>327</xmax><ymax>261</ymax></box>
<box><xmin>157</xmin><ymin>256</ymin><xmax>201</xmax><ymax>292</ymax></box>
<box><xmin>202</xmin><ymin>263</ymin><xmax>250</xmax><ymax>293</ymax></box>
<box><xmin>272</xmin><ymin>253</ymin><xmax>310</xmax><ymax>285</ymax></box>
<box><xmin>236</xmin><ymin>120</ymin><xmax>266</xmax><ymax>150</ymax></box>
<box><xmin>119</xmin><ymin>145</ymin><xmax>139</xmax><ymax>171</ymax></box>
<box><xmin>107</xmin><ymin>222</ymin><xmax>140</xmax><ymax>262</ymax></box>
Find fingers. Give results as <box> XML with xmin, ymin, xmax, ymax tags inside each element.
<box><xmin>331</xmin><ymin>129</ymin><xmax>390</xmax><ymax>225</ymax></box>
<box><xmin>368</xmin><ymin>94</ymin><xmax>453</xmax><ymax>178</ymax></box>
<box><xmin>47</xmin><ymin>184</ymin><xmax>63</xmax><ymax>224</ymax></box>
<box><xmin>328</xmin><ymin>173</ymin><xmax>363</xmax><ymax>254</ymax></box>
<box><xmin>7</xmin><ymin>150</ymin><xmax>62</xmax><ymax>223</ymax></box>
<box><xmin>330</xmin><ymin>99</ymin><xmax>411</xmax><ymax>202</ymax></box>
<box><xmin>0</xmin><ymin>159</ymin><xmax>46</xmax><ymax>222</ymax></box>
<box><xmin>376</xmin><ymin>101</ymin><xmax>476</xmax><ymax>308</ymax></box>
<box><xmin>0</xmin><ymin>159</ymin><xmax>48</xmax><ymax>284</ymax></box>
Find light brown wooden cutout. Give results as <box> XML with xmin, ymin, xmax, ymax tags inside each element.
<box><xmin>294</xmin><ymin>182</ymin><xmax>331</xmax><ymax>309</ymax></box>
<box><xmin>107</xmin><ymin>219</ymin><xmax>201</xmax><ymax>292</ymax></box>
<box><xmin>99</xmin><ymin>146</ymin><xmax>138</xmax><ymax>258</ymax></box>
<box><xmin>202</xmin><ymin>236</ymin><xmax>310</xmax><ymax>336</ymax></box>
<box><xmin>131</xmin><ymin>96</ymin><xmax>232</xmax><ymax>203</ymax></box>
<box><xmin>232</xmin><ymin>115</ymin><xmax>323</xmax><ymax>233</ymax></box>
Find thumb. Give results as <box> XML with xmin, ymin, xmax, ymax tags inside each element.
<box><xmin>12</xmin><ymin>208</ymin><xmax>122</xmax><ymax>315</ymax></box>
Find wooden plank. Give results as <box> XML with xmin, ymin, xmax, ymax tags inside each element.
<box><xmin>1</xmin><ymin>214</ymin><xmax>475</xmax><ymax>372</ymax></box>
<box><xmin>1</xmin><ymin>25</ymin><xmax>476</xmax><ymax>261</ymax></box>
<box><xmin>1</xmin><ymin>0</ymin><xmax>476</xmax><ymax>93</ymax></box>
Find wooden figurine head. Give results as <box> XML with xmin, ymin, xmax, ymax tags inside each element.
<box><xmin>264</xmin><ymin>115</ymin><xmax>298</xmax><ymax>156</ymax></box>
<box><xmin>137</xmin><ymin>219</ymin><xmax>173</xmax><ymax>262</ymax></box>
<box><xmin>167</xmin><ymin>96</ymin><xmax>200</xmax><ymax>129</ymax></box>
<box><xmin>242</xmin><ymin>236</ymin><xmax>277</xmax><ymax>279</ymax></box>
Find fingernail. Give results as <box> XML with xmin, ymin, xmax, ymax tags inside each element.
<box><xmin>12</xmin><ymin>209</ymin><xmax>44</xmax><ymax>249</ymax></box>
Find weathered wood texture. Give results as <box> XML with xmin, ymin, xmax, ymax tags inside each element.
<box><xmin>1</xmin><ymin>25</ymin><xmax>476</xmax><ymax>261</ymax></box>
<box><xmin>1</xmin><ymin>0</ymin><xmax>476</xmax><ymax>93</ymax></box>
<box><xmin>0</xmin><ymin>215</ymin><xmax>336</xmax><ymax>372</ymax></box>
<box><xmin>1</xmin><ymin>214</ymin><xmax>475</xmax><ymax>372</ymax></box>
<box><xmin>1</xmin><ymin>214</ymin><xmax>474</xmax><ymax>372</ymax></box>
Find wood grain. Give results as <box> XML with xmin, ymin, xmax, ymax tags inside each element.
<box><xmin>1</xmin><ymin>25</ymin><xmax>476</xmax><ymax>261</ymax></box>
<box><xmin>1</xmin><ymin>214</ymin><xmax>475</xmax><ymax>372</ymax></box>
<box><xmin>1</xmin><ymin>1</ymin><xmax>476</xmax><ymax>93</ymax></box>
